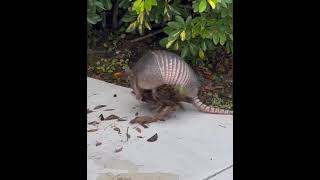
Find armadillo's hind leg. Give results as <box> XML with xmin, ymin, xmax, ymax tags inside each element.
<box><xmin>176</xmin><ymin>102</ymin><xmax>185</xmax><ymax>111</ymax></box>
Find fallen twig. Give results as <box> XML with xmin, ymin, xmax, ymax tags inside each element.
<box><xmin>129</xmin><ymin>29</ymin><xmax>163</xmax><ymax>43</ymax></box>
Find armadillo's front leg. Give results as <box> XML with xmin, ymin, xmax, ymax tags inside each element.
<box><xmin>130</xmin><ymin>116</ymin><xmax>158</xmax><ymax>124</ymax></box>
<box><xmin>130</xmin><ymin>105</ymin><xmax>179</xmax><ymax>124</ymax></box>
<box><xmin>128</xmin><ymin>74</ymin><xmax>143</xmax><ymax>101</ymax></box>
<box><xmin>152</xmin><ymin>88</ymin><xmax>158</xmax><ymax>101</ymax></box>
<box><xmin>131</xmin><ymin>83</ymin><xmax>143</xmax><ymax>101</ymax></box>
<box><xmin>153</xmin><ymin>105</ymin><xmax>179</xmax><ymax>121</ymax></box>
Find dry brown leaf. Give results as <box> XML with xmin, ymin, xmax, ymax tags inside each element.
<box><xmin>87</xmin><ymin>129</ymin><xmax>98</xmax><ymax>132</ymax></box>
<box><xmin>135</xmin><ymin>127</ymin><xmax>141</xmax><ymax>133</ymax></box>
<box><xmin>94</xmin><ymin>105</ymin><xmax>106</xmax><ymax>110</ymax></box>
<box><xmin>104</xmin><ymin>115</ymin><xmax>119</xmax><ymax>121</ymax></box>
<box><xmin>115</xmin><ymin>147</ymin><xmax>123</xmax><ymax>153</ymax></box>
<box><xmin>147</xmin><ymin>133</ymin><xmax>158</xmax><ymax>142</ymax></box>
<box><xmin>117</xmin><ymin>117</ymin><xmax>127</xmax><ymax>121</ymax></box>
<box><xmin>126</xmin><ymin>127</ymin><xmax>130</xmax><ymax>141</ymax></box>
<box><xmin>113</xmin><ymin>127</ymin><xmax>121</xmax><ymax>134</ymax></box>
<box><xmin>88</xmin><ymin>121</ymin><xmax>99</xmax><ymax>125</ymax></box>
<box><xmin>99</xmin><ymin>114</ymin><xmax>105</xmax><ymax>120</ymax></box>
<box><xmin>140</xmin><ymin>123</ymin><xmax>149</xmax><ymax>128</ymax></box>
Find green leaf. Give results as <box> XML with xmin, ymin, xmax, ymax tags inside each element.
<box><xmin>207</xmin><ymin>0</ymin><xmax>217</xmax><ymax>9</ymax></box>
<box><xmin>121</xmin><ymin>14</ymin><xmax>137</xmax><ymax>22</ymax></box>
<box><xmin>145</xmin><ymin>0</ymin><xmax>157</xmax><ymax>12</ymax></box>
<box><xmin>186</xmin><ymin>30</ymin><xmax>192</xmax><ymax>40</ymax></box>
<box><xmin>144</xmin><ymin>21</ymin><xmax>151</xmax><ymax>30</ymax></box>
<box><xmin>166</xmin><ymin>39</ymin><xmax>176</xmax><ymax>48</ymax></box>
<box><xmin>181</xmin><ymin>46</ymin><xmax>189</xmax><ymax>58</ymax></box>
<box><xmin>221</xmin><ymin>1</ymin><xmax>228</xmax><ymax>8</ymax></box>
<box><xmin>164</xmin><ymin>6</ymin><xmax>168</xmax><ymax>14</ymax></box>
<box><xmin>189</xmin><ymin>43</ymin><xmax>197</xmax><ymax>56</ymax></box>
<box><xmin>168</xmin><ymin>22</ymin><xmax>181</xmax><ymax>29</ymax></box>
<box><xmin>94</xmin><ymin>1</ymin><xmax>106</xmax><ymax>10</ymax></box>
<box><xmin>192</xmin><ymin>0</ymin><xmax>200</xmax><ymax>12</ymax></box>
<box><xmin>119</xmin><ymin>0</ymin><xmax>129</xmax><ymax>8</ymax></box>
<box><xmin>87</xmin><ymin>17</ymin><xmax>96</xmax><ymax>24</ymax></box>
<box><xmin>87</xmin><ymin>15</ymin><xmax>102</xmax><ymax>24</ymax></box>
<box><xmin>206</xmin><ymin>39</ymin><xmax>214</xmax><ymax>49</ymax></box>
<box><xmin>186</xmin><ymin>16</ymin><xmax>192</xmax><ymax>25</ymax></box>
<box><xmin>229</xmin><ymin>33</ymin><xmax>233</xmax><ymax>41</ymax></box>
<box><xmin>168</xmin><ymin>5</ymin><xmax>181</xmax><ymax>15</ymax></box>
<box><xmin>126</xmin><ymin>21</ymin><xmax>138</xmax><ymax>32</ymax></box>
<box><xmin>221</xmin><ymin>8</ymin><xmax>228</xmax><ymax>17</ymax></box>
<box><xmin>212</xmin><ymin>33</ymin><xmax>219</xmax><ymax>45</ymax></box>
<box><xmin>191</xmin><ymin>30</ymin><xmax>196</xmax><ymax>38</ymax></box>
<box><xmin>175</xmin><ymin>16</ymin><xmax>185</xmax><ymax>27</ymax></box>
<box><xmin>150</xmin><ymin>0</ymin><xmax>157</xmax><ymax>6</ymax></box>
<box><xmin>133</xmin><ymin>0</ymin><xmax>144</xmax><ymax>14</ymax></box>
<box><xmin>200</xmin><ymin>30</ymin><xmax>206</xmax><ymax>39</ymax></box>
<box><xmin>138</xmin><ymin>12</ymin><xmax>144</xmax><ymax>24</ymax></box>
<box><xmin>219</xmin><ymin>33</ymin><xmax>226</xmax><ymax>45</ymax></box>
<box><xmin>199</xmin><ymin>48</ymin><xmax>205</xmax><ymax>60</ymax></box>
<box><xmin>198</xmin><ymin>0</ymin><xmax>208</xmax><ymax>13</ymax></box>
<box><xmin>228</xmin><ymin>5</ymin><xmax>233</xmax><ymax>17</ymax></box>
<box><xmin>159</xmin><ymin>37</ymin><xmax>169</xmax><ymax>47</ymax></box>
<box><xmin>169</xmin><ymin>30</ymin><xmax>181</xmax><ymax>38</ymax></box>
<box><xmin>180</xmin><ymin>30</ymin><xmax>186</xmax><ymax>41</ymax></box>
<box><xmin>174</xmin><ymin>41</ymin><xmax>179</xmax><ymax>50</ymax></box>
<box><xmin>201</xmin><ymin>41</ymin><xmax>207</xmax><ymax>51</ymax></box>
<box><xmin>168</xmin><ymin>37</ymin><xmax>178</xmax><ymax>45</ymax></box>
<box><xmin>205</xmin><ymin>30</ymin><xmax>213</xmax><ymax>39</ymax></box>
<box><xmin>104</xmin><ymin>0</ymin><xmax>113</xmax><ymax>10</ymax></box>
<box><xmin>163</xmin><ymin>26</ymin><xmax>176</xmax><ymax>35</ymax></box>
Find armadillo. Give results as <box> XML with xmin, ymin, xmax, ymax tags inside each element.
<box><xmin>127</xmin><ymin>50</ymin><xmax>233</xmax><ymax>115</ymax></box>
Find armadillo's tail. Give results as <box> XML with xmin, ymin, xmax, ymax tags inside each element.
<box><xmin>192</xmin><ymin>97</ymin><xmax>233</xmax><ymax>115</ymax></box>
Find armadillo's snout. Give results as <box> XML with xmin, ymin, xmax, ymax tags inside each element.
<box><xmin>131</xmin><ymin>90</ymin><xmax>143</xmax><ymax>101</ymax></box>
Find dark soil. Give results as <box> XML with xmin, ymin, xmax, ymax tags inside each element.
<box><xmin>87</xmin><ymin>30</ymin><xmax>233</xmax><ymax>110</ymax></box>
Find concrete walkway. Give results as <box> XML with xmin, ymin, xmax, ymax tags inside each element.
<box><xmin>87</xmin><ymin>77</ymin><xmax>233</xmax><ymax>180</ymax></box>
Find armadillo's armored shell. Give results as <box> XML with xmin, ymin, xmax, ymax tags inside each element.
<box><xmin>132</xmin><ymin>50</ymin><xmax>232</xmax><ymax>115</ymax></box>
<box><xmin>132</xmin><ymin>50</ymin><xmax>200</xmax><ymax>98</ymax></box>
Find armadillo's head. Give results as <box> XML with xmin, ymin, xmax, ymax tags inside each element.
<box><xmin>121</xmin><ymin>67</ymin><xmax>143</xmax><ymax>101</ymax></box>
<box><xmin>123</xmin><ymin>67</ymin><xmax>134</xmax><ymax>87</ymax></box>
<box><xmin>114</xmin><ymin>67</ymin><xmax>133</xmax><ymax>81</ymax></box>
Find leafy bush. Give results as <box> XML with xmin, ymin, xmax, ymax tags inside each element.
<box><xmin>160</xmin><ymin>1</ymin><xmax>233</xmax><ymax>59</ymax></box>
<box><xmin>87</xmin><ymin>0</ymin><xmax>112</xmax><ymax>24</ymax></box>
<box><xmin>87</xmin><ymin>0</ymin><xmax>233</xmax><ymax>60</ymax></box>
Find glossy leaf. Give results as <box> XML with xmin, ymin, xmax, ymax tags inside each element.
<box><xmin>180</xmin><ymin>30</ymin><xmax>186</xmax><ymax>41</ymax></box>
<box><xmin>199</xmin><ymin>0</ymin><xmax>207</xmax><ymax>13</ymax></box>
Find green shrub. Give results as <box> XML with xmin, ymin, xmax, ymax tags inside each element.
<box><xmin>87</xmin><ymin>0</ymin><xmax>112</xmax><ymax>24</ymax></box>
<box><xmin>87</xmin><ymin>0</ymin><xmax>233</xmax><ymax>59</ymax></box>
